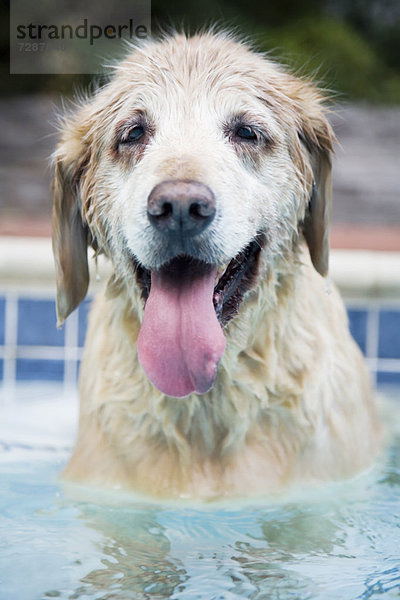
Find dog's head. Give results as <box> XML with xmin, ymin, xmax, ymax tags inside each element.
<box><xmin>52</xmin><ymin>31</ymin><xmax>333</xmax><ymax>397</ymax></box>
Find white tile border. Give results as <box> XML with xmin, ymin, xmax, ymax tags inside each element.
<box><xmin>0</xmin><ymin>236</ymin><xmax>110</xmax><ymax>294</ymax></box>
<box><xmin>329</xmin><ymin>249</ymin><xmax>400</xmax><ymax>301</ymax></box>
<box><xmin>1</xmin><ymin>236</ymin><xmax>400</xmax><ymax>298</ymax></box>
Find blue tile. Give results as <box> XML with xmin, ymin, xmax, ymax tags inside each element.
<box><xmin>378</xmin><ymin>310</ymin><xmax>400</xmax><ymax>359</ymax></box>
<box><xmin>17</xmin><ymin>299</ymin><xmax>64</xmax><ymax>346</ymax></box>
<box><xmin>377</xmin><ymin>371</ymin><xmax>400</xmax><ymax>386</ymax></box>
<box><xmin>78</xmin><ymin>299</ymin><xmax>91</xmax><ymax>347</ymax></box>
<box><xmin>0</xmin><ymin>359</ymin><xmax>3</xmax><ymax>381</ymax></box>
<box><xmin>0</xmin><ymin>297</ymin><xmax>5</xmax><ymax>345</ymax></box>
<box><xmin>16</xmin><ymin>359</ymin><xmax>64</xmax><ymax>382</ymax></box>
<box><xmin>347</xmin><ymin>308</ymin><xmax>367</xmax><ymax>354</ymax></box>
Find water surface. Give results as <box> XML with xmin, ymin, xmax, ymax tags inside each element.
<box><xmin>0</xmin><ymin>387</ymin><xmax>399</xmax><ymax>600</ymax></box>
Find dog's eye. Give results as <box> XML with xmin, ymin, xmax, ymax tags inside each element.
<box><xmin>236</xmin><ymin>126</ymin><xmax>258</xmax><ymax>141</ymax></box>
<box><xmin>122</xmin><ymin>125</ymin><xmax>145</xmax><ymax>144</ymax></box>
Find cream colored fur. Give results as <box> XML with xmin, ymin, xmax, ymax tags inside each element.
<box><xmin>52</xmin><ymin>31</ymin><xmax>380</xmax><ymax>499</ymax></box>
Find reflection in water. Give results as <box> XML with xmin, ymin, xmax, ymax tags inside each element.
<box><xmin>1</xmin><ymin>408</ymin><xmax>399</xmax><ymax>600</ymax></box>
<box><xmin>73</xmin><ymin>504</ymin><xmax>188</xmax><ymax>599</ymax></box>
<box><xmin>59</xmin><ymin>437</ymin><xmax>400</xmax><ymax>600</ymax></box>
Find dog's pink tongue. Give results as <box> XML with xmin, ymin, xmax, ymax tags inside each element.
<box><xmin>137</xmin><ymin>263</ymin><xmax>226</xmax><ymax>398</ymax></box>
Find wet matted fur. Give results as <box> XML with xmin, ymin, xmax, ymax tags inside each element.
<box><xmin>52</xmin><ymin>31</ymin><xmax>380</xmax><ymax>499</ymax></box>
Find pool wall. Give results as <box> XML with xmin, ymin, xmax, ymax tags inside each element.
<box><xmin>1</xmin><ymin>237</ymin><xmax>400</xmax><ymax>397</ymax></box>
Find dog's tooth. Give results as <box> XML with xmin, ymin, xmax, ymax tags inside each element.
<box><xmin>215</xmin><ymin>263</ymin><xmax>229</xmax><ymax>283</ymax></box>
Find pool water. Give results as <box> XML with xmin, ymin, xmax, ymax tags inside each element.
<box><xmin>0</xmin><ymin>387</ymin><xmax>399</xmax><ymax>600</ymax></box>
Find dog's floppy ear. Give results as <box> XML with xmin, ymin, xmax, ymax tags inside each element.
<box><xmin>300</xmin><ymin>114</ymin><xmax>334</xmax><ymax>277</ymax></box>
<box><xmin>52</xmin><ymin>122</ymin><xmax>90</xmax><ymax>327</ymax></box>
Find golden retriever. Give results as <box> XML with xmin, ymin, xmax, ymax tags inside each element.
<box><xmin>52</xmin><ymin>31</ymin><xmax>380</xmax><ymax>499</ymax></box>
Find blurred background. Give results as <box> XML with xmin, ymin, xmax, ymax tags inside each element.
<box><xmin>1</xmin><ymin>0</ymin><xmax>400</xmax><ymax>246</ymax></box>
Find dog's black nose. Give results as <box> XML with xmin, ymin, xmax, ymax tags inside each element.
<box><xmin>147</xmin><ymin>180</ymin><xmax>216</xmax><ymax>237</ymax></box>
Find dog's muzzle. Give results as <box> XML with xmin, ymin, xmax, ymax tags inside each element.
<box><xmin>135</xmin><ymin>179</ymin><xmax>264</xmax><ymax>399</ymax></box>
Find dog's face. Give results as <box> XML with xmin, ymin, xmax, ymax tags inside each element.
<box><xmin>53</xmin><ymin>32</ymin><xmax>333</xmax><ymax>397</ymax></box>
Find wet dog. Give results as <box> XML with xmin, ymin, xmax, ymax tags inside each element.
<box><xmin>52</xmin><ymin>31</ymin><xmax>380</xmax><ymax>498</ymax></box>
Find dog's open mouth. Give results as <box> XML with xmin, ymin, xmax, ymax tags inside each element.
<box><xmin>135</xmin><ymin>236</ymin><xmax>264</xmax><ymax>398</ymax></box>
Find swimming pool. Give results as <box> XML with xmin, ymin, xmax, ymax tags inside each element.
<box><xmin>0</xmin><ymin>385</ymin><xmax>399</xmax><ymax>600</ymax></box>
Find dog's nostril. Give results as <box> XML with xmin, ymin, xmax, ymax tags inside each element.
<box><xmin>189</xmin><ymin>202</ymin><xmax>210</xmax><ymax>220</ymax></box>
<box><xmin>147</xmin><ymin>199</ymin><xmax>174</xmax><ymax>231</ymax></box>
<box><xmin>189</xmin><ymin>202</ymin><xmax>200</xmax><ymax>219</ymax></box>
<box><xmin>158</xmin><ymin>201</ymin><xmax>173</xmax><ymax>220</ymax></box>
<box><xmin>162</xmin><ymin>202</ymin><xmax>173</xmax><ymax>219</ymax></box>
